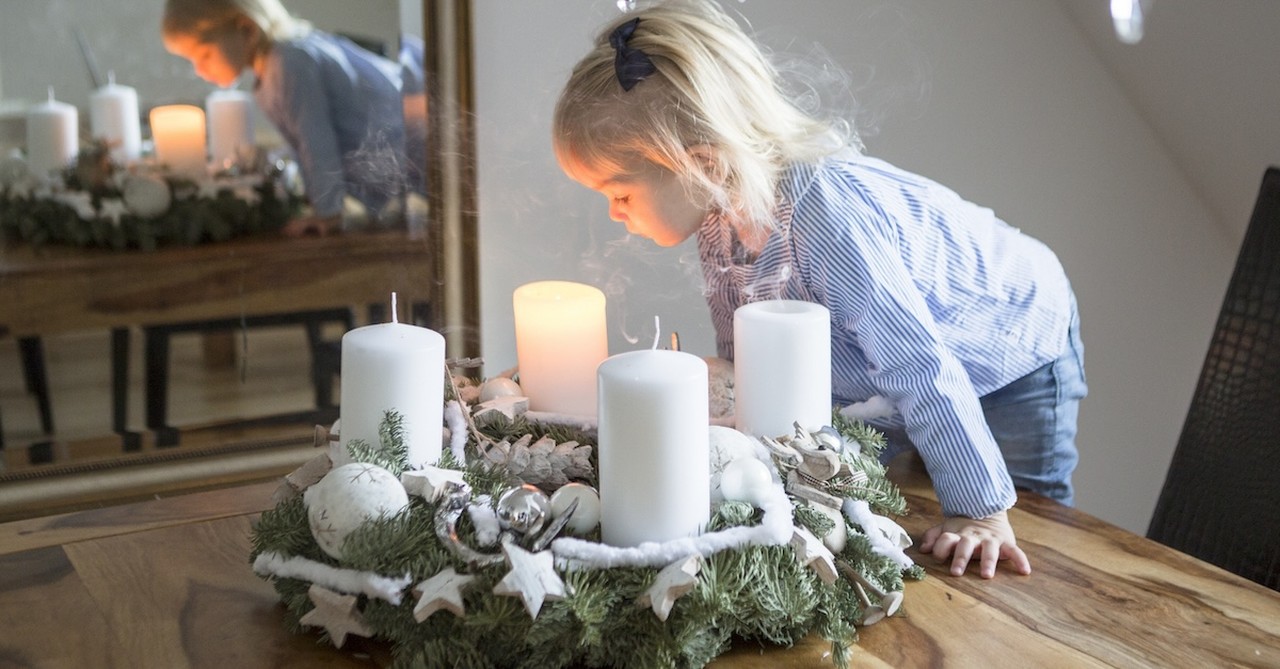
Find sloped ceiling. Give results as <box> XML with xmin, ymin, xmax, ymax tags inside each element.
<box><xmin>1057</xmin><ymin>0</ymin><xmax>1280</xmax><ymax>239</ymax></box>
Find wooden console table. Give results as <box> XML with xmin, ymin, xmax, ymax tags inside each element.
<box><xmin>0</xmin><ymin>231</ymin><xmax>433</xmax><ymax>452</ymax></box>
<box><xmin>1</xmin><ymin>451</ymin><xmax>1275</xmax><ymax>667</ymax></box>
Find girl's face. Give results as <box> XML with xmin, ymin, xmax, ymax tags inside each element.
<box><xmin>559</xmin><ymin>154</ymin><xmax>711</xmax><ymax>247</ymax></box>
<box><xmin>163</xmin><ymin>21</ymin><xmax>258</xmax><ymax>88</ymax></box>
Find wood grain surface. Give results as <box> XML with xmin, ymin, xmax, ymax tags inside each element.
<box><xmin>0</xmin><ymin>230</ymin><xmax>432</xmax><ymax>337</ymax></box>
<box><xmin>0</xmin><ymin>452</ymin><xmax>1276</xmax><ymax>668</ymax></box>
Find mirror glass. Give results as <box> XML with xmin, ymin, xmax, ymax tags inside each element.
<box><xmin>0</xmin><ymin>0</ymin><xmax>444</xmax><ymax>504</ymax></box>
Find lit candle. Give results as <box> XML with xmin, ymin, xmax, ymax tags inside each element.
<box><xmin>512</xmin><ymin>280</ymin><xmax>608</xmax><ymax>416</ymax></box>
<box><xmin>338</xmin><ymin>297</ymin><xmax>446</xmax><ymax>469</ymax></box>
<box><xmin>205</xmin><ymin>89</ymin><xmax>254</xmax><ymax>169</ymax></box>
<box><xmin>149</xmin><ymin>104</ymin><xmax>207</xmax><ymax>177</ymax></box>
<box><xmin>26</xmin><ymin>88</ymin><xmax>78</xmax><ymax>178</ymax></box>
<box><xmin>733</xmin><ymin>300</ymin><xmax>832</xmax><ymax>438</ymax></box>
<box><xmin>597</xmin><ymin>349</ymin><xmax>709</xmax><ymax>547</ymax></box>
<box><xmin>89</xmin><ymin>72</ymin><xmax>142</xmax><ymax>163</ymax></box>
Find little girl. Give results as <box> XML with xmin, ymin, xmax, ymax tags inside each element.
<box><xmin>553</xmin><ymin>0</ymin><xmax>1086</xmax><ymax>579</ymax></box>
<box><xmin>161</xmin><ymin>0</ymin><xmax>424</xmax><ymax>236</ymax></box>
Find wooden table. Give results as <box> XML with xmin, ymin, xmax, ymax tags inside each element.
<box><xmin>2</xmin><ymin>452</ymin><xmax>1277</xmax><ymax>668</ymax></box>
<box><xmin>0</xmin><ymin>231</ymin><xmax>433</xmax><ymax>451</ymax></box>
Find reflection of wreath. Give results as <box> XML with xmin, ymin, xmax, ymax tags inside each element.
<box><xmin>0</xmin><ymin>140</ymin><xmax>300</xmax><ymax>251</ymax></box>
<box><xmin>250</xmin><ymin>375</ymin><xmax>923</xmax><ymax>669</ymax></box>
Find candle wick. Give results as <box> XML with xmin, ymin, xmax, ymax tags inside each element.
<box><xmin>391</xmin><ymin>292</ymin><xmax>399</xmax><ymax>324</ymax></box>
<box><xmin>652</xmin><ymin>315</ymin><xmax>660</xmax><ymax>350</ymax></box>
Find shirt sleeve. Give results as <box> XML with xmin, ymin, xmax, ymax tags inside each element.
<box><xmin>791</xmin><ymin>177</ymin><xmax>1017</xmax><ymax>519</ymax></box>
<box><xmin>260</xmin><ymin>45</ymin><xmax>347</xmax><ymax>218</ymax></box>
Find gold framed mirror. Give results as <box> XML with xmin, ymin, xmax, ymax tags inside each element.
<box><xmin>0</xmin><ymin>0</ymin><xmax>478</xmax><ymax>519</ymax></box>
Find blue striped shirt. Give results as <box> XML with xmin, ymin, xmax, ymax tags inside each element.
<box><xmin>699</xmin><ymin>151</ymin><xmax>1072</xmax><ymax>518</ymax></box>
<box><xmin>254</xmin><ymin>31</ymin><xmax>410</xmax><ymax>218</ymax></box>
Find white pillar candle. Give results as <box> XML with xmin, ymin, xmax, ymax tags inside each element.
<box><xmin>733</xmin><ymin>300</ymin><xmax>833</xmax><ymax>439</ymax></box>
<box><xmin>149</xmin><ymin>104</ymin><xmax>207</xmax><ymax>177</ymax></box>
<box><xmin>26</xmin><ymin>88</ymin><xmax>78</xmax><ymax>178</ymax></box>
<box><xmin>513</xmin><ymin>280</ymin><xmax>608</xmax><ymax>416</ymax></box>
<box><xmin>89</xmin><ymin>72</ymin><xmax>142</xmax><ymax>163</ymax></box>
<box><xmin>338</xmin><ymin>311</ymin><xmax>446</xmax><ymax>470</ymax></box>
<box><xmin>205</xmin><ymin>89</ymin><xmax>254</xmax><ymax>169</ymax></box>
<box><xmin>597</xmin><ymin>349</ymin><xmax>709</xmax><ymax>547</ymax></box>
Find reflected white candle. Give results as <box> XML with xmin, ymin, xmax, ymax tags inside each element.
<box><xmin>89</xmin><ymin>72</ymin><xmax>142</xmax><ymax>163</ymax></box>
<box><xmin>149</xmin><ymin>104</ymin><xmax>207</xmax><ymax>177</ymax></box>
<box><xmin>206</xmin><ymin>89</ymin><xmax>254</xmax><ymax>168</ymax></box>
<box><xmin>597</xmin><ymin>349</ymin><xmax>709</xmax><ymax>547</ymax></box>
<box><xmin>733</xmin><ymin>300</ymin><xmax>832</xmax><ymax>438</ymax></box>
<box><xmin>338</xmin><ymin>297</ymin><xmax>446</xmax><ymax>469</ymax></box>
<box><xmin>26</xmin><ymin>88</ymin><xmax>78</xmax><ymax>177</ymax></box>
<box><xmin>513</xmin><ymin>280</ymin><xmax>608</xmax><ymax>416</ymax></box>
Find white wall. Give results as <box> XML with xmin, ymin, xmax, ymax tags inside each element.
<box><xmin>473</xmin><ymin>0</ymin><xmax>1239</xmax><ymax>534</ymax></box>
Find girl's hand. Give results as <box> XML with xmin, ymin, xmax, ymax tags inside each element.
<box><xmin>919</xmin><ymin>510</ymin><xmax>1032</xmax><ymax>578</ymax></box>
<box><xmin>282</xmin><ymin>214</ymin><xmax>340</xmax><ymax>238</ymax></box>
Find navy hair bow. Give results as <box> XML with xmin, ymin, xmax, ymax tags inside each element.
<box><xmin>609</xmin><ymin>18</ymin><xmax>656</xmax><ymax>91</ymax></box>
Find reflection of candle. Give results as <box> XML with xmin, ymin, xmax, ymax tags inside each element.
<box><xmin>149</xmin><ymin>104</ymin><xmax>207</xmax><ymax>177</ymax></box>
<box><xmin>26</xmin><ymin>88</ymin><xmax>78</xmax><ymax>177</ymax></box>
<box><xmin>597</xmin><ymin>349</ymin><xmax>709</xmax><ymax>547</ymax></box>
<box><xmin>89</xmin><ymin>72</ymin><xmax>142</xmax><ymax>163</ymax></box>
<box><xmin>205</xmin><ymin>89</ymin><xmax>254</xmax><ymax>168</ymax></box>
<box><xmin>338</xmin><ymin>305</ymin><xmax>446</xmax><ymax>469</ymax></box>
<box><xmin>733</xmin><ymin>300</ymin><xmax>832</xmax><ymax>438</ymax></box>
<box><xmin>513</xmin><ymin>280</ymin><xmax>608</xmax><ymax>416</ymax></box>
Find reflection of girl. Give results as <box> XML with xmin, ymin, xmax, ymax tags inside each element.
<box><xmin>554</xmin><ymin>1</ymin><xmax>1086</xmax><ymax>578</ymax></box>
<box><xmin>162</xmin><ymin>0</ymin><xmax>423</xmax><ymax>236</ymax></box>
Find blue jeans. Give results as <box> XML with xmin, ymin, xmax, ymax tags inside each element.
<box><xmin>881</xmin><ymin>299</ymin><xmax>1087</xmax><ymax>506</ymax></box>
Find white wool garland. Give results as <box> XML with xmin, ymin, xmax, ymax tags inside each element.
<box><xmin>551</xmin><ymin>481</ymin><xmax>794</xmax><ymax>570</ymax></box>
<box><xmin>842</xmin><ymin>499</ymin><xmax>914</xmax><ymax>570</ymax></box>
<box><xmin>839</xmin><ymin>395</ymin><xmax>897</xmax><ymax>422</ymax></box>
<box><xmin>444</xmin><ymin>400</ymin><xmax>469</xmax><ymax>463</ymax></box>
<box><xmin>467</xmin><ymin>496</ymin><xmax>501</xmax><ymax>546</ymax></box>
<box><xmin>253</xmin><ymin>551</ymin><xmax>412</xmax><ymax>605</ymax></box>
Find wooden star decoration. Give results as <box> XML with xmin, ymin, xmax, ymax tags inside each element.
<box><xmin>492</xmin><ymin>540</ymin><xmax>569</xmax><ymax>618</ymax></box>
<box><xmin>298</xmin><ymin>584</ymin><xmax>374</xmax><ymax>648</ymax></box>
<box><xmin>99</xmin><ymin>198</ymin><xmax>128</xmax><ymax>225</ymax></box>
<box><xmin>790</xmin><ymin>526</ymin><xmax>838</xmax><ymax>584</ymax></box>
<box><xmin>400</xmin><ymin>466</ymin><xmax>467</xmax><ymax>502</ymax></box>
<box><xmin>637</xmin><ymin>554</ymin><xmax>702</xmax><ymax>621</ymax></box>
<box><xmin>413</xmin><ymin>567</ymin><xmax>476</xmax><ymax>621</ymax></box>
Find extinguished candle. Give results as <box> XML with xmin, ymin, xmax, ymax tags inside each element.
<box><xmin>513</xmin><ymin>280</ymin><xmax>608</xmax><ymax>416</ymax></box>
<box><xmin>206</xmin><ymin>89</ymin><xmax>254</xmax><ymax>168</ymax></box>
<box><xmin>149</xmin><ymin>104</ymin><xmax>207</xmax><ymax>177</ymax></box>
<box><xmin>597</xmin><ymin>349</ymin><xmax>709</xmax><ymax>547</ymax></box>
<box><xmin>26</xmin><ymin>88</ymin><xmax>78</xmax><ymax>177</ymax></box>
<box><xmin>733</xmin><ymin>300</ymin><xmax>832</xmax><ymax>439</ymax></box>
<box><xmin>89</xmin><ymin>72</ymin><xmax>142</xmax><ymax>163</ymax></box>
<box><xmin>338</xmin><ymin>300</ymin><xmax>446</xmax><ymax>469</ymax></box>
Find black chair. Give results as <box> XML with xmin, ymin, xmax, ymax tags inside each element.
<box><xmin>1147</xmin><ymin>166</ymin><xmax>1280</xmax><ymax>591</ymax></box>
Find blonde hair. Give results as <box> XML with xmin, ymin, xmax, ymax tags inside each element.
<box><xmin>162</xmin><ymin>0</ymin><xmax>310</xmax><ymax>43</ymax></box>
<box><xmin>553</xmin><ymin>0</ymin><xmax>855</xmax><ymax>235</ymax></box>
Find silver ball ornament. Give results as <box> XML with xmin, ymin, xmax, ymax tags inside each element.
<box><xmin>496</xmin><ymin>484</ymin><xmax>551</xmax><ymax>535</ymax></box>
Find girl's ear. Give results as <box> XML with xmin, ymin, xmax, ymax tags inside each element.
<box><xmin>686</xmin><ymin>144</ymin><xmax>725</xmax><ymax>185</ymax></box>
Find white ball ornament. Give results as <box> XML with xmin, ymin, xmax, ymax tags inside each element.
<box><xmin>549</xmin><ymin>482</ymin><xmax>601</xmax><ymax>535</ymax></box>
<box><xmin>708</xmin><ymin>426</ymin><xmax>759</xmax><ymax>502</ymax></box>
<box><xmin>479</xmin><ymin>376</ymin><xmax>523</xmax><ymax>403</ymax></box>
<box><xmin>0</xmin><ymin>154</ymin><xmax>29</xmax><ymax>187</ymax></box>
<box><xmin>304</xmin><ymin>463</ymin><xmax>410</xmax><ymax>560</ymax></box>
<box><xmin>718</xmin><ymin>457</ymin><xmax>774</xmax><ymax>506</ymax></box>
<box><xmin>122</xmin><ymin>173</ymin><xmax>172</xmax><ymax>218</ymax></box>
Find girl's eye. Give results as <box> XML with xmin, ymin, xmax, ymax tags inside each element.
<box><xmin>612</xmin><ymin>195</ymin><xmax>630</xmax><ymax>204</ymax></box>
